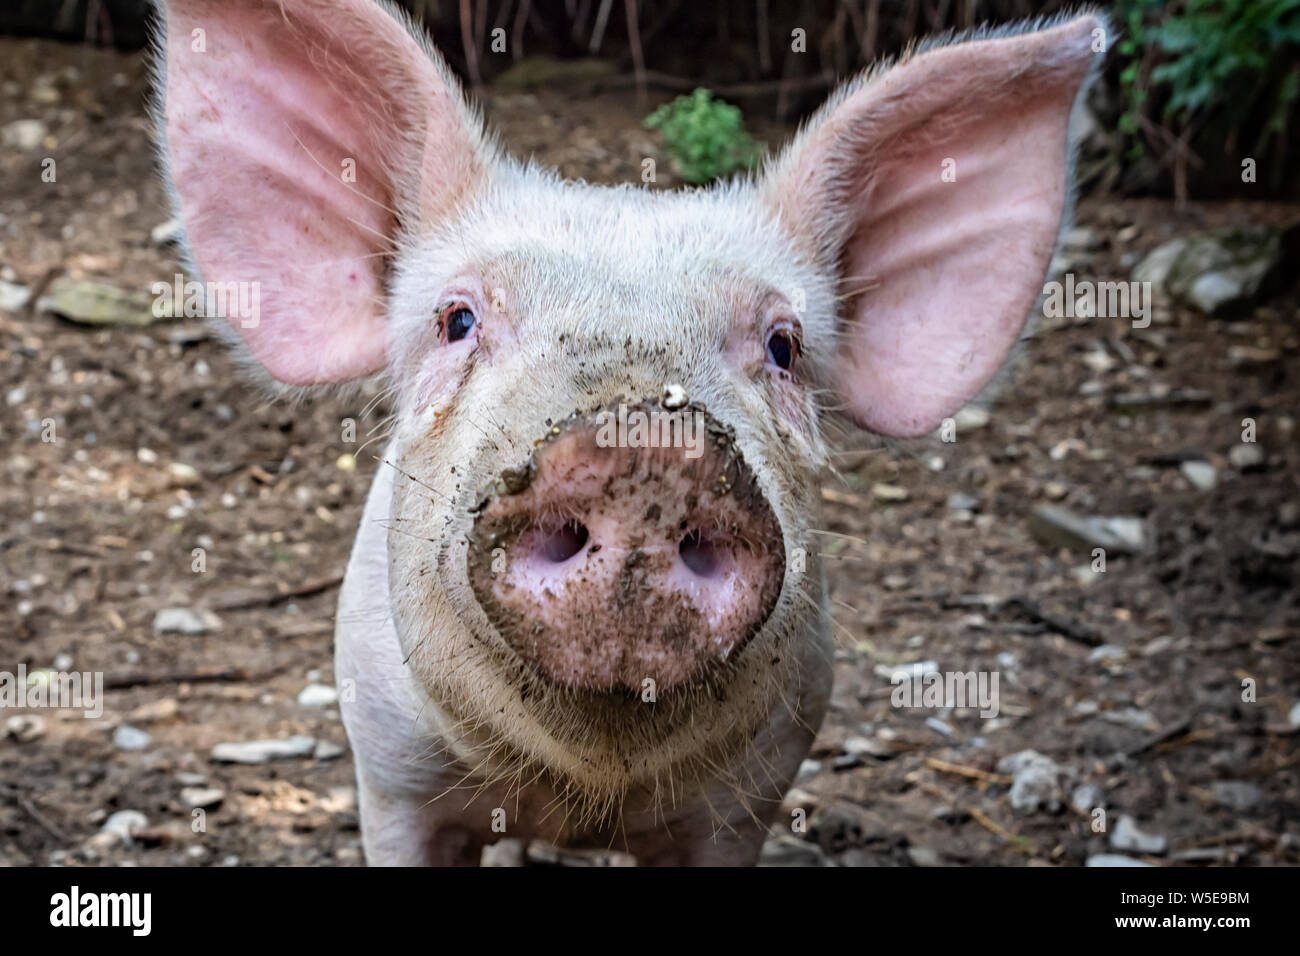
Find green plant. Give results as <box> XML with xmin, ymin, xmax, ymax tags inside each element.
<box><xmin>1117</xmin><ymin>0</ymin><xmax>1300</xmax><ymax>196</ymax></box>
<box><xmin>644</xmin><ymin>88</ymin><xmax>760</xmax><ymax>184</ymax></box>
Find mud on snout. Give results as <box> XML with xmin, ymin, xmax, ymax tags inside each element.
<box><xmin>465</xmin><ymin>400</ymin><xmax>786</xmax><ymax>694</ymax></box>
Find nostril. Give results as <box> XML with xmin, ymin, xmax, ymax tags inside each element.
<box><xmin>541</xmin><ymin>519</ymin><xmax>589</xmax><ymax>563</ymax></box>
<box><xmin>678</xmin><ymin>530</ymin><xmax>720</xmax><ymax>578</ymax></box>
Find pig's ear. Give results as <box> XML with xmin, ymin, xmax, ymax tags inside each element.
<box><xmin>154</xmin><ymin>0</ymin><xmax>492</xmax><ymax>385</ymax></box>
<box><xmin>761</xmin><ymin>14</ymin><xmax>1104</xmax><ymax>437</ymax></box>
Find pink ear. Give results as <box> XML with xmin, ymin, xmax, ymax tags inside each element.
<box><xmin>764</xmin><ymin>16</ymin><xmax>1102</xmax><ymax>437</ymax></box>
<box><xmin>158</xmin><ymin>0</ymin><xmax>487</xmax><ymax>385</ymax></box>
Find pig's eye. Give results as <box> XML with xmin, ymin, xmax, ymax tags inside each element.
<box><xmin>766</xmin><ymin>329</ymin><xmax>798</xmax><ymax>372</ymax></box>
<box><xmin>442</xmin><ymin>306</ymin><xmax>477</xmax><ymax>344</ymax></box>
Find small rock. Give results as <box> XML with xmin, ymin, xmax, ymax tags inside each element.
<box><xmin>1228</xmin><ymin>345</ymin><xmax>1281</xmax><ymax>366</ymax></box>
<box><xmin>1</xmin><ymin>118</ymin><xmax>47</xmax><ymax>150</ymax></box>
<box><xmin>947</xmin><ymin>491</ymin><xmax>979</xmax><ymax>512</ymax></box>
<box><xmin>5</xmin><ymin>714</ymin><xmax>47</xmax><ymax>742</ymax></box>
<box><xmin>153</xmin><ymin>607</ymin><xmax>222</xmax><ymax>635</ymax></box>
<box><xmin>1131</xmin><ymin>237</ymin><xmax>1189</xmax><ymax>290</ymax></box>
<box><xmin>1028</xmin><ymin>505</ymin><xmax>1150</xmax><ymax>555</ymax></box>
<box><xmin>1087</xmin><ymin>853</ymin><xmax>1154</xmax><ymax>867</ymax></box>
<box><xmin>925</xmin><ymin>717</ymin><xmax>954</xmax><ymax>738</ymax></box>
<box><xmin>906</xmin><ymin>845</ymin><xmax>942</xmax><ymax>867</ymax></box>
<box><xmin>1100</xmin><ymin>708</ymin><xmax>1160</xmax><ymax>732</ymax></box>
<box><xmin>1164</xmin><ymin>227</ymin><xmax>1287</xmax><ymax>315</ymax></box>
<box><xmin>37</xmin><ymin>276</ymin><xmax>163</xmax><ymax>326</ymax></box>
<box><xmin>759</xmin><ymin>835</ymin><xmax>829</xmax><ymax>867</ymax></box>
<box><xmin>128</xmin><ymin>698</ymin><xmax>179</xmax><ymax>724</ymax></box>
<box><xmin>297</xmin><ymin>683</ymin><xmax>339</xmax><ymax>707</ymax></box>
<box><xmin>1212</xmin><ymin>780</ymin><xmax>1262</xmax><ymax>813</ymax></box>
<box><xmin>1228</xmin><ymin>443</ymin><xmax>1265</xmax><ymax>471</ymax></box>
<box><xmin>1289</xmin><ymin>701</ymin><xmax>1300</xmax><ymax>729</ymax></box>
<box><xmin>1180</xmin><ymin>460</ymin><xmax>1218</xmax><ymax>491</ymax></box>
<box><xmin>481</xmin><ymin>838</ymin><xmax>527</xmax><ymax>867</ymax></box>
<box><xmin>100</xmin><ymin>810</ymin><xmax>148</xmax><ymax>845</ymax></box>
<box><xmin>795</xmin><ymin>759</ymin><xmax>821</xmax><ymax>782</ymax></box>
<box><xmin>1110</xmin><ymin>814</ymin><xmax>1167</xmax><ymax>855</ymax></box>
<box><xmin>210</xmin><ymin>735</ymin><xmax>316</xmax><ymax>764</ymax></box>
<box><xmin>0</xmin><ymin>280</ymin><xmax>32</xmax><ymax>312</ymax></box>
<box><xmin>953</xmin><ymin>405</ymin><xmax>990</xmax><ymax>431</ymax></box>
<box><xmin>113</xmin><ymin>725</ymin><xmax>152</xmax><ymax>751</ymax></box>
<box><xmin>871</xmin><ymin>482</ymin><xmax>909</xmax><ymax>502</ymax></box>
<box><xmin>313</xmin><ymin>739</ymin><xmax>346</xmax><ymax>761</ymax></box>
<box><xmin>1070</xmin><ymin>783</ymin><xmax>1105</xmax><ymax>815</ymax></box>
<box><xmin>997</xmin><ymin>750</ymin><xmax>1066</xmax><ymax>814</ymax></box>
<box><xmin>180</xmin><ymin>787</ymin><xmax>225</xmax><ymax>809</ymax></box>
<box><xmin>874</xmin><ymin>660</ymin><xmax>938</xmax><ymax>682</ymax></box>
<box><xmin>1087</xmin><ymin>644</ymin><xmax>1126</xmax><ymax>665</ymax></box>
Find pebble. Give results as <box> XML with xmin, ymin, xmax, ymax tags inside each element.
<box><xmin>297</xmin><ymin>683</ymin><xmax>339</xmax><ymax>707</ymax></box>
<box><xmin>210</xmin><ymin>735</ymin><xmax>316</xmax><ymax>764</ymax></box>
<box><xmin>1289</xmin><ymin>701</ymin><xmax>1300</xmax><ymax>729</ymax></box>
<box><xmin>1027</xmin><ymin>505</ymin><xmax>1150</xmax><ymax>555</ymax></box>
<box><xmin>947</xmin><ymin>491</ymin><xmax>979</xmax><ymax>512</ymax></box>
<box><xmin>1070</xmin><ymin>783</ymin><xmax>1105</xmax><ymax>815</ymax></box>
<box><xmin>1180</xmin><ymin>460</ymin><xmax>1218</xmax><ymax>491</ymax></box>
<box><xmin>871</xmin><ymin>482</ymin><xmax>909</xmax><ymax>502</ymax></box>
<box><xmin>1110</xmin><ymin>814</ymin><xmax>1168</xmax><ymax>855</ymax></box>
<box><xmin>127</xmin><ymin>698</ymin><xmax>179</xmax><ymax>724</ymax></box>
<box><xmin>1100</xmin><ymin>708</ymin><xmax>1160</xmax><ymax>732</ymax></box>
<box><xmin>1228</xmin><ymin>443</ymin><xmax>1264</xmax><ymax>470</ymax></box>
<box><xmin>100</xmin><ymin>810</ymin><xmax>148</xmax><ymax>844</ymax></box>
<box><xmin>481</xmin><ymin>838</ymin><xmax>527</xmax><ymax>867</ymax></box>
<box><xmin>997</xmin><ymin>750</ymin><xmax>1066</xmax><ymax>814</ymax></box>
<box><xmin>153</xmin><ymin>607</ymin><xmax>222</xmax><ymax>635</ymax></box>
<box><xmin>874</xmin><ymin>660</ymin><xmax>938</xmax><ymax>682</ymax></box>
<box><xmin>1086</xmin><ymin>644</ymin><xmax>1126</xmax><ymax>664</ymax></box>
<box><xmin>113</xmin><ymin>725</ymin><xmax>152</xmax><ymax>751</ymax></box>
<box><xmin>1087</xmin><ymin>853</ymin><xmax>1154</xmax><ymax>867</ymax></box>
<box><xmin>1212</xmin><ymin>780</ymin><xmax>1262</xmax><ymax>812</ymax></box>
<box><xmin>5</xmin><ymin>714</ymin><xmax>47</xmax><ymax>742</ymax></box>
<box><xmin>313</xmin><ymin>739</ymin><xmax>346</xmax><ymax>760</ymax></box>
<box><xmin>953</xmin><ymin>405</ymin><xmax>990</xmax><ymax>430</ymax></box>
<box><xmin>180</xmin><ymin>787</ymin><xmax>225</xmax><ymax>809</ymax></box>
<box><xmin>759</xmin><ymin>835</ymin><xmax>830</xmax><ymax>867</ymax></box>
<box><xmin>0</xmin><ymin>279</ymin><xmax>32</xmax><ymax>311</ymax></box>
<box><xmin>1</xmin><ymin>118</ymin><xmax>47</xmax><ymax>150</ymax></box>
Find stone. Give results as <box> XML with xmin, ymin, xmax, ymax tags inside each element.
<box><xmin>1087</xmin><ymin>853</ymin><xmax>1154</xmax><ymax>867</ymax></box>
<box><xmin>1179</xmin><ymin>460</ymin><xmax>1218</xmax><ymax>491</ymax></box>
<box><xmin>180</xmin><ymin>787</ymin><xmax>225</xmax><ymax>809</ymax></box>
<box><xmin>1110</xmin><ymin>815</ymin><xmax>1167</xmax><ymax>855</ymax></box>
<box><xmin>998</xmin><ymin>750</ymin><xmax>1066</xmax><ymax>814</ymax></box>
<box><xmin>37</xmin><ymin>276</ymin><xmax>165</xmax><ymax>326</ymax></box>
<box><xmin>153</xmin><ymin>607</ymin><xmax>222</xmax><ymax>635</ymax></box>
<box><xmin>210</xmin><ymin>735</ymin><xmax>316</xmax><ymax>764</ymax></box>
<box><xmin>1</xmin><ymin>118</ymin><xmax>47</xmax><ymax>150</ymax></box>
<box><xmin>1228</xmin><ymin>444</ymin><xmax>1265</xmax><ymax>471</ymax></box>
<box><xmin>1028</xmin><ymin>505</ymin><xmax>1150</xmax><ymax>555</ymax></box>
<box><xmin>113</xmin><ymin>725</ymin><xmax>152</xmax><ymax>751</ymax></box>
<box><xmin>297</xmin><ymin>683</ymin><xmax>339</xmax><ymax>707</ymax></box>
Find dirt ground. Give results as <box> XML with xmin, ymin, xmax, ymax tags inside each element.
<box><xmin>1</xmin><ymin>37</ymin><xmax>1297</xmax><ymax>867</ymax></box>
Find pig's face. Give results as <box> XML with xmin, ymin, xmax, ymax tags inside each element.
<box><xmin>382</xmin><ymin>176</ymin><xmax>835</xmax><ymax>809</ymax></box>
<box><xmin>156</xmin><ymin>0</ymin><xmax>1102</xmax><ymax>817</ymax></box>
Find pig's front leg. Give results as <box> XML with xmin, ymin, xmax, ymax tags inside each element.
<box><xmin>336</xmin><ymin>465</ymin><xmax>493</xmax><ymax>866</ymax></box>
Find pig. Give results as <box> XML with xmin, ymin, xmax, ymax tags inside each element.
<box><xmin>153</xmin><ymin>0</ymin><xmax>1104</xmax><ymax>865</ymax></box>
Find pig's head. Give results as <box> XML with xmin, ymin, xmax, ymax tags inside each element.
<box><xmin>156</xmin><ymin>0</ymin><xmax>1103</xmax><ymax>816</ymax></box>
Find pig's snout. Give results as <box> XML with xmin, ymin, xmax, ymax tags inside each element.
<box><xmin>466</xmin><ymin>403</ymin><xmax>785</xmax><ymax>693</ymax></box>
